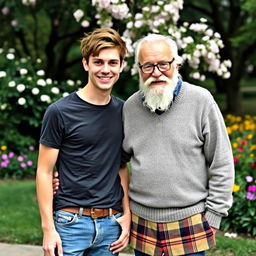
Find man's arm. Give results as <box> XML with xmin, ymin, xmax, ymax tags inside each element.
<box><xmin>36</xmin><ymin>144</ymin><xmax>63</xmax><ymax>256</ymax></box>
<box><xmin>110</xmin><ymin>164</ymin><xmax>131</xmax><ymax>254</ymax></box>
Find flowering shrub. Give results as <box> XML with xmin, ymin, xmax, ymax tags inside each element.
<box><xmin>221</xmin><ymin>115</ymin><xmax>256</xmax><ymax>237</ymax></box>
<box><xmin>0</xmin><ymin>47</ymin><xmax>80</xmax><ymax>151</ymax></box>
<box><xmin>0</xmin><ymin>145</ymin><xmax>37</xmax><ymax>179</ymax></box>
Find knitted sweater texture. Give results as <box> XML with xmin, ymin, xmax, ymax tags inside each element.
<box><xmin>122</xmin><ymin>82</ymin><xmax>234</xmax><ymax>228</ymax></box>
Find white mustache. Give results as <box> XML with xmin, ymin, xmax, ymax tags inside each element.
<box><xmin>144</xmin><ymin>76</ymin><xmax>170</xmax><ymax>87</ymax></box>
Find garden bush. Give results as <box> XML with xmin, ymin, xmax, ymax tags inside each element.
<box><xmin>0</xmin><ymin>47</ymin><xmax>80</xmax><ymax>151</ymax></box>
<box><xmin>221</xmin><ymin>114</ymin><xmax>256</xmax><ymax>237</ymax></box>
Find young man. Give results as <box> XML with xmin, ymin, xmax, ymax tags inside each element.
<box><xmin>121</xmin><ymin>34</ymin><xmax>234</xmax><ymax>256</ymax></box>
<box><xmin>36</xmin><ymin>28</ymin><xmax>130</xmax><ymax>256</ymax></box>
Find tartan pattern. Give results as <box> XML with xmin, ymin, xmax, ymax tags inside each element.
<box><xmin>130</xmin><ymin>213</ymin><xmax>216</xmax><ymax>256</ymax></box>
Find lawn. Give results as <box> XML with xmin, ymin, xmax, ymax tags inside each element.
<box><xmin>0</xmin><ymin>180</ymin><xmax>255</xmax><ymax>256</ymax></box>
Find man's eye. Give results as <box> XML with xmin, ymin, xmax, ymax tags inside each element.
<box><xmin>143</xmin><ymin>64</ymin><xmax>153</xmax><ymax>70</ymax></box>
<box><xmin>94</xmin><ymin>60</ymin><xmax>103</xmax><ymax>65</ymax></box>
<box><xmin>158</xmin><ymin>62</ymin><xmax>168</xmax><ymax>68</ymax></box>
<box><xmin>110</xmin><ymin>61</ymin><xmax>119</xmax><ymax>66</ymax></box>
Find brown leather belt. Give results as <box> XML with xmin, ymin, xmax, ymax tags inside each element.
<box><xmin>60</xmin><ymin>207</ymin><xmax>120</xmax><ymax>218</ymax></box>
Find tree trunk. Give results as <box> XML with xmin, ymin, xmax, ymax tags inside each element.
<box><xmin>225</xmin><ymin>77</ymin><xmax>242</xmax><ymax>114</ymax></box>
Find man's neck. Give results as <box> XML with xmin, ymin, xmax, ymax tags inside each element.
<box><xmin>77</xmin><ymin>85</ymin><xmax>111</xmax><ymax>105</ymax></box>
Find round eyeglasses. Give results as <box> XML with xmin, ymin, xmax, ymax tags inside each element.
<box><xmin>139</xmin><ymin>58</ymin><xmax>175</xmax><ymax>74</ymax></box>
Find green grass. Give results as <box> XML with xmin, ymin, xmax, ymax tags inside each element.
<box><xmin>0</xmin><ymin>180</ymin><xmax>42</xmax><ymax>245</ymax></box>
<box><xmin>0</xmin><ymin>180</ymin><xmax>255</xmax><ymax>256</ymax></box>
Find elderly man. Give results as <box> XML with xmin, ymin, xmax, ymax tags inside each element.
<box><xmin>121</xmin><ymin>34</ymin><xmax>234</xmax><ymax>256</ymax></box>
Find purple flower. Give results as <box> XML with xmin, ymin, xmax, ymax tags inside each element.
<box><xmin>1</xmin><ymin>154</ymin><xmax>8</xmax><ymax>160</ymax></box>
<box><xmin>8</xmin><ymin>152</ymin><xmax>15</xmax><ymax>158</ymax></box>
<box><xmin>245</xmin><ymin>176</ymin><xmax>253</xmax><ymax>183</ymax></box>
<box><xmin>29</xmin><ymin>146</ymin><xmax>35</xmax><ymax>151</ymax></box>
<box><xmin>248</xmin><ymin>185</ymin><xmax>256</xmax><ymax>193</ymax></box>
<box><xmin>1</xmin><ymin>7</ymin><xmax>9</xmax><ymax>15</ymax></box>
<box><xmin>27</xmin><ymin>160</ymin><xmax>33</xmax><ymax>166</ymax></box>
<box><xmin>0</xmin><ymin>162</ymin><xmax>8</xmax><ymax>168</ymax></box>
<box><xmin>20</xmin><ymin>163</ymin><xmax>26</xmax><ymax>168</ymax></box>
<box><xmin>246</xmin><ymin>192</ymin><xmax>255</xmax><ymax>200</ymax></box>
<box><xmin>17</xmin><ymin>156</ymin><xmax>24</xmax><ymax>162</ymax></box>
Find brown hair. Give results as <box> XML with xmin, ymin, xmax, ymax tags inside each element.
<box><xmin>80</xmin><ymin>28</ymin><xmax>127</xmax><ymax>63</ymax></box>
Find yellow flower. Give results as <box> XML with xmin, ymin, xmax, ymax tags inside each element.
<box><xmin>233</xmin><ymin>184</ymin><xmax>240</xmax><ymax>193</ymax></box>
<box><xmin>250</xmin><ymin>154</ymin><xmax>254</xmax><ymax>158</ymax></box>
<box><xmin>247</xmin><ymin>134</ymin><xmax>253</xmax><ymax>140</ymax></box>
<box><xmin>232</xmin><ymin>142</ymin><xmax>239</xmax><ymax>148</ymax></box>
<box><xmin>1</xmin><ymin>145</ymin><xmax>7</xmax><ymax>151</ymax></box>
<box><xmin>226</xmin><ymin>127</ymin><xmax>232</xmax><ymax>135</ymax></box>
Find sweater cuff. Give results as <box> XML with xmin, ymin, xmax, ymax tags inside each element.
<box><xmin>205</xmin><ymin>210</ymin><xmax>222</xmax><ymax>229</ymax></box>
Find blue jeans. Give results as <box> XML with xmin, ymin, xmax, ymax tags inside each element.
<box><xmin>54</xmin><ymin>210</ymin><xmax>122</xmax><ymax>256</ymax></box>
<box><xmin>134</xmin><ymin>249</ymin><xmax>205</xmax><ymax>256</ymax></box>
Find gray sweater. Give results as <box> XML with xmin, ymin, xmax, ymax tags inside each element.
<box><xmin>122</xmin><ymin>82</ymin><xmax>234</xmax><ymax>229</ymax></box>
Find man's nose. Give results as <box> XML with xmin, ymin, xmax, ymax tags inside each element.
<box><xmin>102</xmin><ymin>63</ymin><xmax>110</xmax><ymax>72</ymax></box>
<box><xmin>151</xmin><ymin>66</ymin><xmax>162</xmax><ymax>77</ymax></box>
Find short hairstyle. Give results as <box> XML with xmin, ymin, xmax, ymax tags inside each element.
<box><xmin>134</xmin><ymin>34</ymin><xmax>183</xmax><ymax>67</ymax></box>
<box><xmin>80</xmin><ymin>28</ymin><xmax>127</xmax><ymax>63</ymax></box>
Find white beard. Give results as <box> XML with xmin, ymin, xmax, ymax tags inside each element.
<box><xmin>139</xmin><ymin>71</ymin><xmax>179</xmax><ymax>112</ymax></box>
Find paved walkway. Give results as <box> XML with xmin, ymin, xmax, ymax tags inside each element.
<box><xmin>0</xmin><ymin>243</ymin><xmax>134</xmax><ymax>256</ymax></box>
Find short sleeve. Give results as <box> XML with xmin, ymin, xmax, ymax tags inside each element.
<box><xmin>39</xmin><ymin>104</ymin><xmax>65</xmax><ymax>149</ymax></box>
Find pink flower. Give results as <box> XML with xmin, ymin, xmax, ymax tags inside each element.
<box><xmin>8</xmin><ymin>152</ymin><xmax>15</xmax><ymax>158</ymax></box>
<box><xmin>29</xmin><ymin>146</ymin><xmax>35</xmax><ymax>151</ymax></box>
<box><xmin>237</xmin><ymin>147</ymin><xmax>244</xmax><ymax>152</ymax></box>
<box><xmin>17</xmin><ymin>156</ymin><xmax>24</xmax><ymax>162</ymax></box>
<box><xmin>0</xmin><ymin>162</ymin><xmax>8</xmax><ymax>168</ymax></box>
<box><xmin>20</xmin><ymin>163</ymin><xmax>26</xmax><ymax>168</ymax></box>
<box><xmin>241</xmin><ymin>140</ymin><xmax>247</xmax><ymax>145</ymax></box>
<box><xmin>1</xmin><ymin>154</ymin><xmax>8</xmax><ymax>160</ymax></box>
<box><xmin>233</xmin><ymin>157</ymin><xmax>239</xmax><ymax>163</ymax></box>
<box><xmin>11</xmin><ymin>20</ymin><xmax>18</xmax><ymax>27</ymax></box>
<box><xmin>250</xmin><ymin>163</ymin><xmax>256</xmax><ymax>168</ymax></box>
<box><xmin>27</xmin><ymin>160</ymin><xmax>33</xmax><ymax>166</ymax></box>
<box><xmin>248</xmin><ymin>185</ymin><xmax>256</xmax><ymax>193</ymax></box>
<box><xmin>1</xmin><ymin>7</ymin><xmax>9</xmax><ymax>15</ymax></box>
<box><xmin>246</xmin><ymin>192</ymin><xmax>255</xmax><ymax>200</ymax></box>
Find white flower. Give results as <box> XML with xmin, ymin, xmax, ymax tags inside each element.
<box><xmin>200</xmin><ymin>17</ymin><xmax>207</xmax><ymax>23</ymax></box>
<box><xmin>20</xmin><ymin>58</ymin><xmax>27</xmax><ymax>63</ymax></box>
<box><xmin>40</xmin><ymin>94</ymin><xmax>51</xmax><ymax>103</ymax></box>
<box><xmin>17</xmin><ymin>84</ymin><xmax>26</xmax><ymax>92</ymax></box>
<box><xmin>0</xmin><ymin>48</ymin><xmax>3</xmax><ymax>54</ymax></box>
<box><xmin>37</xmin><ymin>79</ymin><xmax>46</xmax><ymax>86</ymax></box>
<box><xmin>36</xmin><ymin>70</ymin><xmax>45</xmax><ymax>76</ymax></box>
<box><xmin>224</xmin><ymin>59</ymin><xmax>232</xmax><ymax>68</ymax></box>
<box><xmin>63</xmin><ymin>92</ymin><xmax>69</xmax><ymax>97</ymax></box>
<box><xmin>1</xmin><ymin>104</ymin><xmax>7</xmax><ymax>110</ymax></box>
<box><xmin>32</xmin><ymin>88</ymin><xmax>40</xmax><ymax>95</ymax></box>
<box><xmin>183</xmin><ymin>36</ymin><xmax>194</xmax><ymax>44</ymax></box>
<box><xmin>111</xmin><ymin>0</ymin><xmax>119</xmax><ymax>3</ymax></box>
<box><xmin>18</xmin><ymin>97</ymin><xmax>26</xmax><ymax>105</ymax></box>
<box><xmin>67</xmin><ymin>79</ymin><xmax>75</xmax><ymax>86</ymax></box>
<box><xmin>134</xmin><ymin>20</ymin><xmax>144</xmax><ymax>28</ymax></box>
<box><xmin>6</xmin><ymin>53</ymin><xmax>15</xmax><ymax>60</ymax></box>
<box><xmin>81</xmin><ymin>20</ymin><xmax>90</xmax><ymax>28</ymax></box>
<box><xmin>0</xmin><ymin>71</ymin><xmax>7</xmax><ymax>78</ymax></box>
<box><xmin>46</xmin><ymin>78</ymin><xmax>52</xmax><ymax>84</ymax></box>
<box><xmin>8</xmin><ymin>81</ymin><xmax>16</xmax><ymax>87</ymax></box>
<box><xmin>51</xmin><ymin>87</ymin><xmax>60</xmax><ymax>94</ymax></box>
<box><xmin>19</xmin><ymin>68</ymin><xmax>28</xmax><ymax>75</ymax></box>
<box><xmin>73</xmin><ymin>9</ymin><xmax>84</xmax><ymax>22</ymax></box>
<box><xmin>36</xmin><ymin>58</ymin><xmax>42</xmax><ymax>63</ymax></box>
<box><xmin>223</xmin><ymin>72</ymin><xmax>231</xmax><ymax>79</ymax></box>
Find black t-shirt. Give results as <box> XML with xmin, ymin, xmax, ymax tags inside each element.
<box><xmin>39</xmin><ymin>92</ymin><xmax>124</xmax><ymax>211</ymax></box>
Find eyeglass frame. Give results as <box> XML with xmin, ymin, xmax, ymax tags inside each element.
<box><xmin>138</xmin><ymin>58</ymin><xmax>175</xmax><ymax>74</ymax></box>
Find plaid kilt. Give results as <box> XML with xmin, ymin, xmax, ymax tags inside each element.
<box><xmin>130</xmin><ymin>212</ymin><xmax>216</xmax><ymax>256</ymax></box>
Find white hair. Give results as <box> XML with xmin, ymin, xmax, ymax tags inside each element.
<box><xmin>134</xmin><ymin>34</ymin><xmax>183</xmax><ymax>69</ymax></box>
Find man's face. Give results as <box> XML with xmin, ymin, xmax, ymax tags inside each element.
<box><xmin>83</xmin><ymin>47</ymin><xmax>123</xmax><ymax>92</ymax></box>
<box><xmin>138</xmin><ymin>40</ymin><xmax>179</xmax><ymax>112</ymax></box>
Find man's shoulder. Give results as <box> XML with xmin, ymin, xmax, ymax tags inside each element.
<box><xmin>183</xmin><ymin>81</ymin><xmax>214</xmax><ymax>100</ymax></box>
<box><xmin>124</xmin><ymin>91</ymin><xmax>140</xmax><ymax>106</ymax></box>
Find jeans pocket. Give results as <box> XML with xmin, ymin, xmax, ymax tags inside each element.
<box><xmin>111</xmin><ymin>212</ymin><xmax>122</xmax><ymax>225</ymax></box>
<box><xmin>54</xmin><ymin>210</ymin><xmax>78</xmax><ymax>226</ymax></box>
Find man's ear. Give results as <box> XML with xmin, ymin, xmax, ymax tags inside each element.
<box><xmin>82</xmin><ymin>58</ymin><xmax>89</xmax><ymax>71</ymax></box>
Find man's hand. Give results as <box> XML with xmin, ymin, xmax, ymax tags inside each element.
<box><xmin>53</xmin><ymin>171</ymin><xmax>59</xmax><ymax>195</ymax></box>
<box><xmin>42</xmin><ymin>229</ymin><xmax>63</xmax><ymax>256</ymax></box>
<box><xmin>110</xmin><ymin>212</ymin><xmax>131</xmax><ymax>254</ymax></box>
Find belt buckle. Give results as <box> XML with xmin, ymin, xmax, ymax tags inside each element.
<box><xmin>90</xmin><ymin>208</ymin><xmax>97</xmax><ymax>219</ymax></box>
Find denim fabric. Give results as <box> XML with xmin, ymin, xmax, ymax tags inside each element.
<box><xmin>134</xmin><ymin>249</ymin><xmax>205</xmax><ymax>256</ymax></box>
<box><xmin>54</xmin><ymin>210</ymin><xmax>122</xmax><ymax>256</ymax></box>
